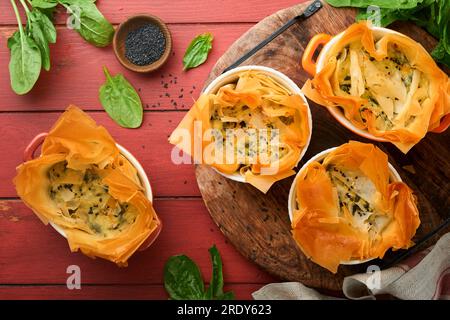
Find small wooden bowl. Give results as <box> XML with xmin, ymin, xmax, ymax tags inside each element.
<box><xmin>113</xmin><ymin>14</ymin><xmax>172</xmax><ymax>73</ymax></box>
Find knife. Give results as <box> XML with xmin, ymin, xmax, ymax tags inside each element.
<box><xmin>222</xmin><ymin>0</ymin><xmax>323</xmax><ymax>74</ymax></box>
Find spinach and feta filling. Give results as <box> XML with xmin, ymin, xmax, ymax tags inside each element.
<box><xmin>48</xmin><ymin>161</ymin><xmax>137</xmax><ymax>236</ymax></box>
<box><xmin>210</xmin><ymin>90</ymin><xmax>293</xmax><ymax>169</ymax></box>
<box><xmin>326</xmin><ymin>164</ymin><xmax>391</xmax><ymax>238</ymax></box>
<box><xmin>333</xmin><ymin>43</ymin><xmax>429</xmax><ymax>131</ymax></box>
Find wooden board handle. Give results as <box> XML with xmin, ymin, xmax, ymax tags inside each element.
<box><xmin>301</xmin><ymin>33</ymin><xmax>332</xmax><ymax>76</ymax></box>
<box><xmin>430</xmin><ymin>114</ymin><xmax>450</xmax><ymax>133</ymax></box>
<box><xmin>24</xmin><ymin>132</ymin><xmax>48</xmax><ymax>162</ymax></box>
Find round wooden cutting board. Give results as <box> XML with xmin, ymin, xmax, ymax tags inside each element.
<box><xmin>195</xmin><ymin>1</ymin><xmax>450</xmax><ymax>291</ymax></box>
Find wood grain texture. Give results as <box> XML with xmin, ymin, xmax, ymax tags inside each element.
<box><xmin>0</xmin><ymin>200</ymin><xmax>275</xmax><ymax>285</ymax></box>
<box><xmin>0</xmin><ymin>0</ymin><xmax>304</xmax><ymax>24</ymax></box>
<box><xmin>0</xmin><ymin>0</ymin><xmax>311</xmax><ymax>300</ymax></box>
<box><xmin>0</xmin><ymin>112</ymin><xmax>204</xmax><ymax>198</ymax></box>
<box><xmin>196</xmin><ymin>1</ymin><xmax>450</xmax><ymax>290</ymax></box>
<box><xmin>0</xmin><ymin>284</ymin><xmax>260</xmax><ymax>300</ymax></box>
<box><xmin>0</xmin><ymin>24</ymin><xmax>249</xmax><ymax>111</ymax></box>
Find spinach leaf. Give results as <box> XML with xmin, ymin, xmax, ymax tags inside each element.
<box><xmin>205</xmin><ymin>245</ymin><xmax>225</xmax><ymax>299</ymax></box>
<box><xmin>328</xmin><ymin>0</ymin><xmax>450</xmax><ymax>68</ymax></box>
<box><xmin>30</xmin><ymin>0</ymin><xmax>58</xmax><ymax>20</ymax></box>
<box><xmin>432</xmin><ymin>41</ymin><xmax>450</xmax><ymax>66</ymax></box>
<box><xmin>8</xmin><ymin>0</ymin><xmax>42</xmax><ymax>95</ymax></box>
<box><xmin>31</xmin><ymin>9</ymin><xmax>57</xmax><ymax>43</ymax></box>
<box><xmin>164</xmin><ymin>245</ymin><xmax>235</xmax><ymax>300</ymax></box>
<box><xmin>31</xmin><ymin>0</ymin><xmax>58</xmax><ymax>9</ymax></box>
<box><xmin>28</xmin><ymin>9</ymin><xmax>57</xmax><ymax>71</ymax></box>
<box><xmin>356</xmin><ymin>7</ymin><xmax>398</xmax><ymax>26</ymax></box>
<box><xmin>59</xmin><ymin>0</ymin><xmax>114</xmax><ymax>47</ymax></box>
<box><xmin>183</xmin><ymin>33</ymin><xmax>213</xmax><ymax>71</ymax></box>
<box><xmin>99</xmin><ymin>67</ymin><xmax>143</xmax><ymax>129</ymax></box>
<box><xmin>216</xmin><ymin>292</ymin><xmax>235</xmax><ymax>300</ymax></box>
<box><xmin>164</xmin><ymin>255</ymin><xmax>205</xmax><ymax>300</ymax></box>
<box><xmin>207</xmin><ymin>245</ymin><xmax>235</xmax><ymax>300</ymax></box>
<box><xmin>326</xmin><ymin>0</ymin><xmax>421</xmax><ymax>9</ymax></box>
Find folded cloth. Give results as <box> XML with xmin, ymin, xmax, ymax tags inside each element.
<box><xmin>253</xmin><ymin>232</ymin><xmax>450</xmax><ymax>300</ymax></box>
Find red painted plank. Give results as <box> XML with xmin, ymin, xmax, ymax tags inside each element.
<box><xmin>0</xmin><ymin>200</ymin><xmax>276</xmax><ymax>285</ymax></box>
<box><xmin>0</xmin><ymin>24</ymin><xmax>249</xmax><ymax>112</ymax></box>
<box><xmin>0</xmin><ymin>284</ymin><xmax>260</xmax><ymax>300</ymax></box>
<box><xmin>0</xmin><ymin>0</ymin><xmax>304</xmax><ymax>24</ymax></box>
<box><xmin>0</xmin><ymin>112</ymin><xmax>199</xmax><ymax>197</ymax></box>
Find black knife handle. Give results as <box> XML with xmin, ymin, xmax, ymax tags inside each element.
<box><xmin>222</xmin><ymin>0</ymin><xmax>323</xmax><ymax>74</ymax></box>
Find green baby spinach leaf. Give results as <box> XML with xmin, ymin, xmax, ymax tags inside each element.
<box><xmin>30</xmin><ymin>0</ymin><xmax>58</xmax><ymax>9</ymax></box>
<box><xmin>59</xmin><ymin>0</ymin><xmax>114</xmax><ymax>47</ymax></box>
<box><xmin>326</xmin><ymin>0</ymin><xmax>421</xmax><ymax>9</ymax></box>
<box><xmin>30</xmin><ymin>9</ymin><xmax>57</xmax><ymax>43</ymax></box>
<box><xmin>205</xmin><ymin>245</ymin><xmax>225</xmax><ymax>299</ymax></box>
<box><xmin>327</xmin><ymin>0</ymin><xmax>450</xmax><ymax>68</ymax></box>
<box><xmin>164</xmin><ymin>255</ymin><xmax>206</xmax><ymax>300</ymax></box>
<box><xmin>30</xmin><ymin>0</ymin><xmax>58</xmax><ymax>21</ymax></box>
<box><xmin>99</xmin><ymin>67</ymin><xmax>143</xmax><ymax>129</ymax></box>
<box><xmin>432</xmin><ymin>41</ymin><xmax>450</xmax><ymax>66</ymax></box>
<box><xmin>8</xmin><ymin>0</ymin><xmax>42</xmax><ymax>95</ymax></box>
<box><xmin>215</xmin><ymin>291</ymin><xmax>235</xmax><ymax>300</ymax></box>
<box><xmin>164</xmin><ymin>245</ymin><xmax>235</xmax><ymax>300</ymax></box>
<box><xmin>356</xmin><ymin>7</ymin><xmax>401</xmax><ymax>26</ymax></box>
<box><xmin>8</xmin><ymin>0</ymin><xmax>112</xmax><ymax>94</ymax></box>
<box><xmin>183</xmin><ymin>32</ymin><xmax>213</xmax><ymax>71</ymax></box>
<box><xmin>28</xmin><ymin>9</ymin><xmax>57</xmax><ymax>71</ymax></box>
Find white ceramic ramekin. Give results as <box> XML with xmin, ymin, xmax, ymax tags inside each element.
<box><xmin>287</xmin><ymin>146</ymin><xmax>402</xmax><ymax>265</ymax></box>
<box><xmin>202</xmin><ymin>65</ymin><xmax>313</xmax><ymax>183</ymax></box>
<box><xmin>23</xmin><ymin>133</ymin><xmax>161</xmax><ymax>250</ymax></box>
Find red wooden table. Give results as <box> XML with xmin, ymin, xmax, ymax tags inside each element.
<box><xmin>0</xmin><ymin>0</ymin><xmax>311</xmax><ymax>300</ymax></box>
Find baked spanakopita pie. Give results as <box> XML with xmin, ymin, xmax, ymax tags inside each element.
<box><xmin>291</xmin><ymin>141</ymin><xmax>420</xmax><ymax>273</ymax></box>
<box><xmin>302</xmin><ymin>22</ymin><xmax>450</xmax><ymax>153</ymax></box>
<box><xmin>169</xmin><ymin>70</ymin><xmax>311</xmax><ymax>193</ymax></box>
<box><xmin>14</xmin><ymin>106</ymin><xmax>160</xmax><ymax>266</ymax></box>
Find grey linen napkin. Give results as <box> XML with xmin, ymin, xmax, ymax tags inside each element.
<box><xmin>253</xmin><ymin>232</ymin><xmax>450</xmax><ymax>300</ymax></box>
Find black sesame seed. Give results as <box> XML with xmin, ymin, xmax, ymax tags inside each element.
<box><xmin>125</xmin><ymin>23</ymin><xmax>166</xmax><ymax>66</ymax></box>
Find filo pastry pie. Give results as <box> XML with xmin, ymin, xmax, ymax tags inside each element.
<box><xmin>14</xmin><ymin>106</ymin><xmax>160</xmax><ymax>266</ymax></box>
<box><xmin>302</xmin><ymin>22</ymin><xmax>450</xmax><ymax>153</ymax></box>
<box><xmin>292</xmin><ymin>141</ymin><xmax>420</xmax><ymax>273</ymax></box>
<box><xmin>169</xmin><ymin>70</ymin><xmax>310</xmax><ymax>193</ymax></box>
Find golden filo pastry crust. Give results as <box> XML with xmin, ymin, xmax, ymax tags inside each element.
<box><xmin>169</xmin><ymin>71</ymin><xmax>310</xmax><ymax>193</ymax></box>
<box><xmin>302</xmin><ymin>22</ymin><xmax>450</xmax><ymax>153</ymax></box>
<box><xmin>292</xmin><ymin>141</ymin><xmax>420</xmax><ymax>273</ymax></box>
<box><xmin>14</xmin><ymin>106</ymin><xmax>160</xmax><ymax>266</ymax></box>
